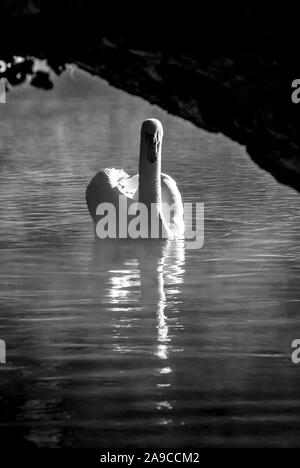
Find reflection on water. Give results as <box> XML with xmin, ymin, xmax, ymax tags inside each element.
<box><xmin>91</xmin><ymin>239</ymin><xmax>185</xmax><ymax>429</ymax></box>
<box><xmin>0</xmin><ymin>70</ymin><xmax>300</xmax><ymax>447</ymax></box>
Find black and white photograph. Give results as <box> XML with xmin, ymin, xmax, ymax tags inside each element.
<box><xmin>1</xmin><ymin>1</ymin><xmax>300</xmax><ymax>453</ymax></box>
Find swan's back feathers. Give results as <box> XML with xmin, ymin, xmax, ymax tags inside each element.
<box><xmin>118</xmin><ymin>174</ymin><xmax>139</xmax><ymax>199</ymax></box>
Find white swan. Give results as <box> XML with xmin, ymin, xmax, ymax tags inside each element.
<box><xmin>86</xmin><ymin>118</ymin><xmax>184</xmax><ymax>239</ymax></box>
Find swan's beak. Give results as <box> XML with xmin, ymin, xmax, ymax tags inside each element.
<box><xmin>146</xmin><ymin>132</ymin><xmax>160</xmax><ymax>163</ymax></box>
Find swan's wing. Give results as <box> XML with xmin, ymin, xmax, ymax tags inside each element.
<box><xmin>160</xmin><ymin>172</ymin><xmax>184</xmax><ymax>234</ymax></box>
<box><xmin>86</xmin><ymin>168</ymin><xmax>132</xmax><ymax>219</ymax></box>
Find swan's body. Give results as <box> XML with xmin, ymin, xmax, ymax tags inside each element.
<box><xmin>86</xmin><ymin>119</ymin><xmax>184</xmax><ymax>239</ymax></box>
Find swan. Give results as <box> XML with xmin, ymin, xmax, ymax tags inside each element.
<box><xmin>86</xmin><ymin>118</ymin><xmax>184</xmax><ymax>239</ymax></box>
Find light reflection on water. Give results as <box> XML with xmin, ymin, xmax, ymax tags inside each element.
<box><xmin>0</xmin><ymin>70</ymin><xmax>300</xmax><ymax>447</ymax></box>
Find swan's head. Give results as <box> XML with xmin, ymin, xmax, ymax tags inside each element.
<box><xmin>141</xmin><ymin>118</ymin><xmax>163</xmax><ymax>164</ymax></box>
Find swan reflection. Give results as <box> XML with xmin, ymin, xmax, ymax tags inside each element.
<box><xmin>90</xmin><ymin>238</ymin><xmax>185</xmax><ymax>423</ymax></box>
<box><xmin>152</xmin><ymin>241</ymin><xmax>185</xmax><ymax>363</ymax></box>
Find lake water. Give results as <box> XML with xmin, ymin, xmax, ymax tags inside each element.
<box><xmin>0</xmin><ymin>70</ymin><xmax>300</xmax><ymax>448</ymax></box>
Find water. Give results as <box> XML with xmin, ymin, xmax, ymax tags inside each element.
<box><xmin>0</xmin><ymin>69</ymin><xmax>300</xmax><ymax>448</ymax></box>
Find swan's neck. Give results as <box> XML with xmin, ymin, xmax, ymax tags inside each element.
<box><xmin>138</xmin><ymin>147</ymin><xmax>162</xmax><ymax>210</ymax></box>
